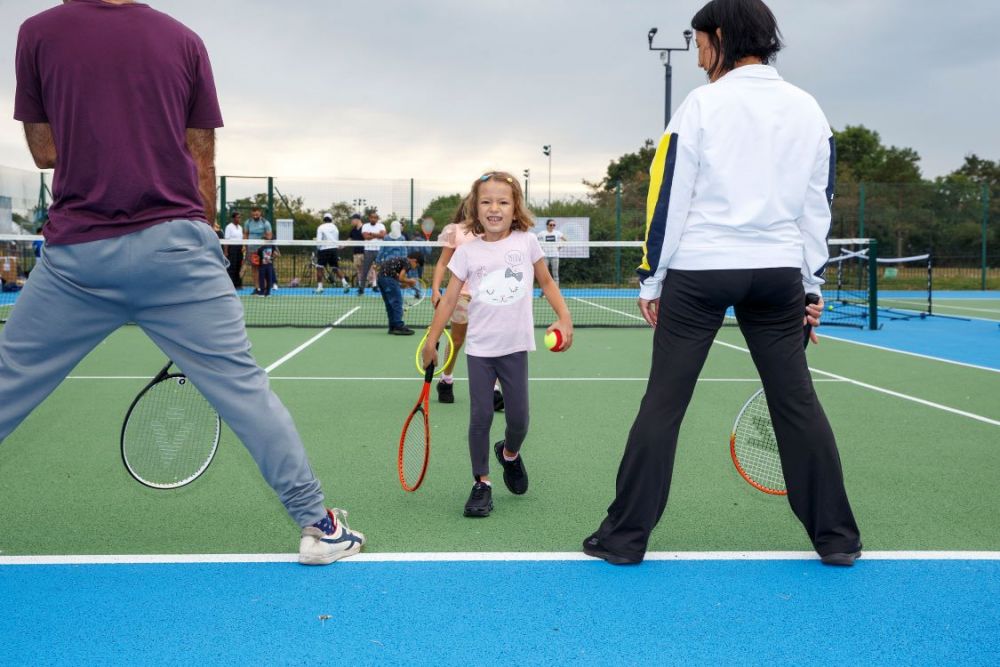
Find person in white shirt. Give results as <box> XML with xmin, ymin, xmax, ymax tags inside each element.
<box><xmin>223</xmin><ymin>210</ymin><xmax>244</xmax><ymax>288</ymax></box>
<box><xmin>584</xmin><ymin>0</ymin><xmax>861</xmax><ymax>568</ymax></box>
<box><xmin>536</xmin><ymin>219</ymin><xmax>565</xmax><ymax>283</ymax></box>
<box><xmin>358</xmin><ymin>210</ymin><xmax>386</xmax><ymax>295</ymax></box>
<box><xmin>314</xmin><ymin>213</ymin><xmax>349</xmax><ymax>293</ymax></box>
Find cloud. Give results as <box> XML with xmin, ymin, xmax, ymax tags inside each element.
<box><xmin>1</xmin><ymin>0</ymin><xmax>997</xmax><ymax>215</ymax></box>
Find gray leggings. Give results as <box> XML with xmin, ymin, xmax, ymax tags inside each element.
<box><xmin>0</xmin><ymin>220</ymin><xmax>327</xmax><ymax>527</ymax></box>
<box><xmin>466</xmin><ymin>352</ymin><xmax>529</xmax><ymax>478</ymax></box>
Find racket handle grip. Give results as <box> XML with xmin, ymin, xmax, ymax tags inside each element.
<box><xmin>803</xmin><ymin>293</ymin><xmax>820</xmax><ymax>348</ymax></box>
<box><xmin>424</xmin><ymin>362</ymin><xmax>435</xmax><ymax>383</ymax></box>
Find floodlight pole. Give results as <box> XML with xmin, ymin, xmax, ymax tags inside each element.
<box><xmin>523</xmin><ymin>169</ymin><xmax>530</xmax><ymax>204</ymax></box>
<box><xmin>648</xmin><ymin>28</ymin><xmax>693</xmax><ymax>128</ymax></box>
<box><xmin>542</xmin><ymin>145</ymin><xmax>552</xmax><ymax>206</ymax></box>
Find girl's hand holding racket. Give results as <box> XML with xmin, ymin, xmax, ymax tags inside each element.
<box><xmin>421</xmin><ymin>339</ymin><xmax>438</xmax><ymax>369</ymax></box>
<box><xmin>416</xmin><ymin>328</ymin><xmax>454</xmax><ymax>376</ymax></box>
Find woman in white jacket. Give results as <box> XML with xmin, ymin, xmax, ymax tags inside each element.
<box><xmin>584</xmin><ymin>0</ymin><xmax>862</xmax><ymax>567</ymax></box>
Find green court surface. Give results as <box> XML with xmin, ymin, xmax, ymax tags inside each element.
<box><xmin>0</xmin><ymin>324</ymin><xmax>997</xmax><ymax>557</ymax></box>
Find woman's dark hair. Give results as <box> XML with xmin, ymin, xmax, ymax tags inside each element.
<box><xmin>691</xmin><ymin>0</ymin><xmax>782</xmax><ymax>78</ymax></box>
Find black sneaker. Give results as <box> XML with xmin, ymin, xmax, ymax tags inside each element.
<box><xmin>820</xmin><ymin>550</ymin><xmax>862</xmax><ymax>567</ymax></box>
<box><xmin>388</xmin><ymin>326</ymin><xmax>415</xmax><ymax>336</ymax></box>
<box><xmin>582</xmin><ymin>534</ymin><xmax>642</xmax><ymax>565</ymax></box>
<box><xmin>493</xmin><ymin>389</ymin><xmax>505</xmax><ymax>412</ymax></box>
<box><xmin>437</xmin><ymin>380</ymin><xmax>455</xmax><ymax>404</ymax></box>
<box><xmin>494</xmin><ymin>440</ymin><xmax>528</xmax><ymax>495</ymax></box>
<box><xmin>463</xmin><ymin>482</ymin><xmax>493</xmax><ymax>517</ymax></box>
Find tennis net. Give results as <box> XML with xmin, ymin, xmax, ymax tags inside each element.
<box><xmin>0</xmin><ymin>234</ymin><xmax>928</xmax><ymax>330</ymax></box>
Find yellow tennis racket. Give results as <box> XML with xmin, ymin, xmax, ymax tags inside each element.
<box><xmin>414</xmin><ymin>328</ymin><xmax>454</xmax><ymax>377</ymax></box>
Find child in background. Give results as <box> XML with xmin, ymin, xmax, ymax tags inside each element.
<box><xmin>258</xmin><ymin>244</ymin><xmax>278</xmax><ymax>296</ymax></box>
<box><xmin>378</xmin><ymin>250</ymin><xmax>422</xmax><ymax>335</ymax></box>
<box><xmin>422</xmin><ymin>171</ymin><xmax>573</xmax><ymax>517</ymax></box>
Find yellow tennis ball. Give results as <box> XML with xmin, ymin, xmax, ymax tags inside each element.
<box><xmin>544</xmin><ymin>330</ymin><xmax>563</xmax><ymax>351</ymax></box>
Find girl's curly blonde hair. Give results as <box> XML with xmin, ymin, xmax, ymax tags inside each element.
<box><xmin>462</xmin><ymin>171</ymin><xmax>534</xmax><ymax>235</ymax></box>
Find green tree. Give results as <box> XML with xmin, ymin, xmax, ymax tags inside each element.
<box><xmin>954</xmin><ymin>154</ymin><xmax>1000</xmax><ymax>188</ymax></box>
<box><xmin>832</xmin><ymin>125</ymin><xmax>922</xmax><ymax>183</ymax></box>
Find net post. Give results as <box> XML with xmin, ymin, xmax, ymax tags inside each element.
<box><xmin>614</xmin><ymin>181</ymin><xmax>622</xmax><ymax>285</ymax></box>
<box><xmin>982</xmin><ymin>185</ymin><xmax>990</xmax><ymax>291</ymax></box>
<box><xmin>219</xmin><ymin>176</ymin><xmax>227</xmax><ymax>224</ymax></box>
<box><xmin>267</xmin><ymin>177</ymin><xmax>274</xmax><ymax>224</ymax></box>
<box><xmin>927</xmin><ymin>254</ymin><xmax>933</xmax><ymax>316</ymax></box>
<box><xmin>868</xmin><ymin>239</ymin><xmax>878</xmax><ymax>329</ymax></box>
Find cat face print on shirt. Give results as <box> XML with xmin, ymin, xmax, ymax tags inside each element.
<box><xmin>475</xmin><ymin>249</ymin><xmax>529</xmax><ymax>306</ymax></box>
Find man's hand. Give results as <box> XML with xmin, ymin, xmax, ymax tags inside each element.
<box><xmin>638</xmin><ymin>298</ymin><xmax>659</xmax><ymax>327</ymax></box>
<box><xmin>804</xmin><ymin>295</ymin><xmax>824</xmax><ymax>344</ymax></box>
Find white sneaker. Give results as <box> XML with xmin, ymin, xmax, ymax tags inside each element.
<box><xmin>299</xmin><ymin>508</ymin><xmax>365</xmax><ymax>565</ymax></box>
<box><xmin>315</xmin><ymin>285</ymin><xmax>324</xmax><ymax>294</ymax></box>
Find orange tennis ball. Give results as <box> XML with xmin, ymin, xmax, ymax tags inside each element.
<box><xmin>544</xmin><ymin>330</ymin><xmax>564</xmax><ymax>352</ymax></box>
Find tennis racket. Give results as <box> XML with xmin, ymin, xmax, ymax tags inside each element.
<box><xmin>398</xmin><ymin>356</ymin><xmax>435</xmax><ymax>492</ymax></box>
<box><xmin>121</xmin><ymin>361</ymin><xmax>221</xmax><ymax>489</ymax></box>
<box><xmin>414</xmin><ymin>327</ymin><xmax>454</xmax><ymax>377</ymax></box>
<box><xmin>729</xmin><ymin>294</ymin><xmax>820</xmax><ymax>495</ymax></box>
<box><xmin>403</xmin><ymin>278</ymin><xmax>428</xmax><ymax>310</ymax></box>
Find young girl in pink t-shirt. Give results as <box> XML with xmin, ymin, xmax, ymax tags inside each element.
<box><xmin>422</xmin><ymin>171</ymin><xmax>573</xmax><ymax>517</ymax></box>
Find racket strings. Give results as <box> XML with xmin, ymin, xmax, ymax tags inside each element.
<box><xmin>123</xmin><ymin>377</ymin><xmax>219</xmax><ymax>488</ymax></box>
<box><xmin>399</xmin><ymin>409</ymin><xmax>429</xmax><ymax>489</ymax></box>
<box><xmin>732</xmin><ymin>392</ymin><xmax>786</xmax><ymax>492</ymax></box>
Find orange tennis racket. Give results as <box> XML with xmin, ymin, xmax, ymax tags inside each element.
<box><xmin>398</xmin><ymin>358</ymin><xmax>435</xmax><ymax>491</ymax></box>
<box><xmin>729</xmin><ymin>294</ymin><xmax>819</xmax><ymax>495</ymax></box>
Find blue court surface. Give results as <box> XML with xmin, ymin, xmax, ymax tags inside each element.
<box><xmin>3</xmin><ymin>556</ymin><xmax>999</xmax><ymax>666</ymax></box>
<box><xmin>818</xmin><ymin>291</ymin><xmax>1000</xmax><ymax>370</ymax></box>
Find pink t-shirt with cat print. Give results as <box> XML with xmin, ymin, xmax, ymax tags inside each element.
<box><xmin>447</xmin><ymin>231</ymin><xmax>544</xmax><ymax>357</ymax></box>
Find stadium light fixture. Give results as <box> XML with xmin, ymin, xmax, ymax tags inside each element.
<box><xmin>648</xmin><ymin>27</ymin><xmax>693</xmax><ymax>128</ymax></box>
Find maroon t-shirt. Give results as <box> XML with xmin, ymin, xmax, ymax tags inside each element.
<box><xmin>14</xmin><ymin>0</ymin><xmax>224</xmax><ymax>244</ymax></box>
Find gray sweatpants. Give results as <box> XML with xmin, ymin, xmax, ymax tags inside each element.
<box><xmin>0</xmin><ymin>219</ymin><xmax>326</xmax><ymax>527</ymax></box>
<box><xmin>466</xmin><ymin>352</ymin><xmax>529</xmax><ymax>478</ymax></box>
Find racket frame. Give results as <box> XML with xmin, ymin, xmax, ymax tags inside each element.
<box><xmin>403</xmin><ymin>278</ymin><xmax>428</xmax><ymax>310</ymax></box>
<box><xmin>414</xmin><ymin>327</ymin><xmax>454</xmax><ymax>377</ymax></box>
<box><xmin>120</xmin><ymin>361</ymin><xmax>221</xmax><ymax>490</ymax></box>
<box><xmin>728</xmin><ymin>294</ymin><xmax>820</xmax><ymax>496</ymax></box>
<box><xmin>729</xmin><ymin>387</ymin><xmax>785</xmax><ymax>495</ymax></box>
<box><xmin>398</xmin><ymin>360</ymin><xmax>434</xmax><ymax>491</ymax></box>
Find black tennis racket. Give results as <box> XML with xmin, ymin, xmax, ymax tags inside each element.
<box><xmin>121</xmin><ymin>361</ymin><xmax>221</xmax><ymax>489</ymax></box>
<box><xmin>729</xmin><ymin>294</ymin><xmax>820</xmax><ymax>495</ymax></box>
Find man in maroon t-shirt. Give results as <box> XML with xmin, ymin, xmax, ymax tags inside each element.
<box><xmin>4</xmin><ymin>0</ymin><xmax>364</xmax><ymax>565</ymax></box>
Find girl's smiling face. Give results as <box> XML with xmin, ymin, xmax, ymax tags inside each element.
<box><xmin>477</xmin><ymin>180</ymin><xmax>515</xmax><ymax>240</ymax></box>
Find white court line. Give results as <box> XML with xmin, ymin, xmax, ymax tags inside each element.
<box><xmin>571</xmin><ymin>296</ymin><xmax>645</xmax><ymax>320</ymax></box>
<box><xmin>817</xmin><ymin>335</ymin><xmax>1000</xmax><ymax>374</ymax></box>
<box><xmin>2</xmin><ymin>551</ymin><xmax>999</xmax><ymax>565</ymax></box>
<box><xmin>261</xmin><ymin>306</ymin><xmax>360</xmax><ymax>374</ymax></box>
<box><xmin>712</xmin><ymin>339</ymin><xmax>1000</xmax><ymax>427</ymax></box>
<box><xmin>264</xmin><ymin>328</ymin><xmax>334</xmax><ymax>374</ymax></box>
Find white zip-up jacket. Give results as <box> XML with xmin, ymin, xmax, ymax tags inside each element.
<box><xmin>638</xmin><ymin>64</ymin><xmax>835</xmax><ymax>301</ymax></box>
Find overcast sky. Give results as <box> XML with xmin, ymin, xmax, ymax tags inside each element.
<box><xmin>0</xmin><ymin>0</ymin><xmax>997</xmax><ymax>212</ymax></box>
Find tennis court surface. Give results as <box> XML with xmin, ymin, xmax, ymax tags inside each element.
<box><xmin>2</xmin><ymin>292</ymin><xmax>998</xmax><ymax>664</ymax></box>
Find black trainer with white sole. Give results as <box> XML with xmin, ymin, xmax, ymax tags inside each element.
<box><xmin>493</xmin><ymin>440</ymin><xmax>528</xmax><ymax>495</ymax></box>
<box><xmin>463</xmin><ymin>481</ymin><xmax>493</xmax><ymax>517</ymax></box>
